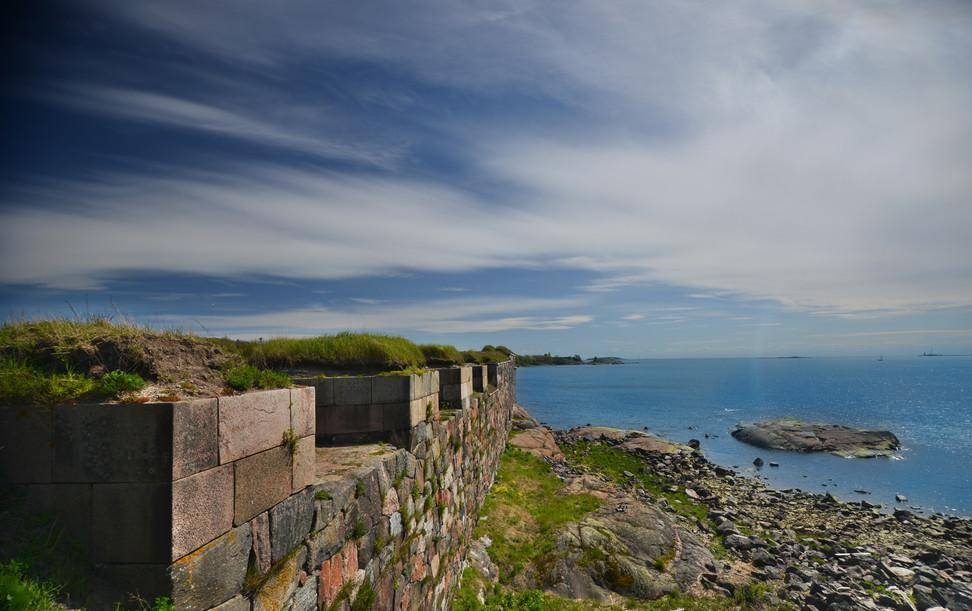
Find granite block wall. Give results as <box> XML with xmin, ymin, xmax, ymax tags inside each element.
<box><xmin>215</xmin><ymin>359</ymin><xmax>516</xmax><ymax>611</ymax></box>
<box><xmin>0</xmin><ymin>386</ymin><xmax>315</xmax><ymax>608</ymax></box>
<box><xmin>436</xmin><ymin>365</ymin><xmax>473</xmax><ymax>410</ymax></box>
<box><xmin>297</xmin><ymin>372</ymin><xmax>439</xmax><ymax>445</ymax></box>
<box><xmin>1</xmin><ymin>359</ymin><xmax>517</xmax><ymax>610</ymax></box>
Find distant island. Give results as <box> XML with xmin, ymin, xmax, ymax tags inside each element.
<box><xmin>516</xmin><ymin>353</ymin><xmax>625</xmax><ymax>366</ymax></box>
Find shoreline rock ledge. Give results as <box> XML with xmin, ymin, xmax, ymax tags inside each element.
<box><xmin>731</xmin><ymin>418</ymin><xmax>900</xmax><ymax>458</ymax></box>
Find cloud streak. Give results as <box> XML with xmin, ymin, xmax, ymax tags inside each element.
<box><xmin>2</xmin><ymin>0</ymin><xmax>971</xmax><ymax>320</ymax></box>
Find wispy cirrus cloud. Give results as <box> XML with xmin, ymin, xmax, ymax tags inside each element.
<box><xmin>161</xmin><ymin>296</ymin><xmax>592</xmax><ymax>338</ymax></box>
<box><xmin>2</xmin><ymin>0</ymin><xmax>971</xmax><ymax>324</ymax></box>
<box><xmin>37</xmin><ymin>84</ymin><xmax>400</xmax><ymax>167</ymax></box>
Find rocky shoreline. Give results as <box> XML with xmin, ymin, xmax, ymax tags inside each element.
<box><xmin>495</xmin><ymin>407</ymin><xmax>972</xmax><ymax>610</ymax></box>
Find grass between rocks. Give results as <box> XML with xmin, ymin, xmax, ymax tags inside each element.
<box><xmin>474</xmin><ymin>446</ymin><xmax>601</xmax><ymax>584</ymax></box>
<box><xmin>454</xmin><ymin>567</ymin><xmax>784</xmax><ymax>610</ymax></box>
<box><xmin>561</xmin><ymin>442</ymin><xmax>709</xmax><ymax>524</ymax></box>
<box><xmin>560</xmin><ymin>442</ymin><xmax>729</xmax><ymax>559</ymax></box>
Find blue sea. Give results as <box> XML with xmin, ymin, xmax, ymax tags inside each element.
<box><xmin>517</xmin><ymin>357</ymin><xmax>972</xmax><ymax>517</ymax></box>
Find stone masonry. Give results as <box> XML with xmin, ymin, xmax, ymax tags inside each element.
<box><xmin>1</xmin><ymin>360</ymin><xmax>516</xmax><ymax>609</ymax></box>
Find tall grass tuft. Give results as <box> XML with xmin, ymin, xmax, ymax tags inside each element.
<box><xmin>221</xmin><ymin>332</ymin><xmax>428</xmax><ymax>371</ymax></box>
<box><xmin>419</xmin><ymin>344</ymin><xmax>464</xmax><ymax>366</ymax></box>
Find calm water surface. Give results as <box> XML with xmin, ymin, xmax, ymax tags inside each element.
<box><xmin>517</xmin><ymin>357</ymin><xmax>972</xmax><ymax>516</ymax></box>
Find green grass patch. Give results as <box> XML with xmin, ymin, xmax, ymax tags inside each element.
<box><xmin>216</xmin><ymin>332</ymin><xmax>427</xmax><ymax>371</ymax></box>
<box><xmin>461</xmin><ymin>346</ymin><xmax>512</xmax><ymax>364</ymax></box>
<box><xmin>98</xmin><ymin>370</ymin><xmax>146</xmax><ymax>396</ymax></box>
<box><xmin>0</xmin><ymin>359</ymin><xmax>95</xmax><ymax>406</ymax></box>
<box><xmin>561</xmin><ymin>441</ymin><xmax>709</xmax><ymax>525</ymax></box>
<box><xmin>0</xmin><ymin>559</ymin><xmax>60</xmax><ymax>611</ymax></box>
<box><xmin>475</xmin><ymin>447</ymin><xmax>601</xmax><ymax>584</ymax></box>
<box><xmin>224</xmin><ymin>365</ymin><xmax>292</xmax><ymax>391</ymax></box>
<box><xmin>453</xmin><ymin>566</ymin><xmax>786</xmax><ymax>610</ymax></box>
<box><xmin>419</xmin><ymin>344</ymin><xmax>464</xmax><ymax>366</ymax></box>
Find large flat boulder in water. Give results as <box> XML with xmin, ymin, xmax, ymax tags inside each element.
<box><xmin>731</xmin><ymin>418</ymin><xmax>900</xmax><ymax>458</ymax></box>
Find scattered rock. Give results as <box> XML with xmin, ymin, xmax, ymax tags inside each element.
<box><xmin>753</xmin><ymin>457</ymin><xmax>764</xmax><ymax>467</ymax></box>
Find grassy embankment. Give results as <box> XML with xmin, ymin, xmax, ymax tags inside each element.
<box><xmin>0</xmin><ymin>318</ymin><xmax>515</xmax><ymax>406</ymax></box>
<box><xmin>456</xmin><ymin>440</ymin><xmax>784</xmax><ymax>610</ymax></box>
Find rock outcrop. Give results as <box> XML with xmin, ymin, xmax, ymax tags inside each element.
<box><xmin>731</xmin><ymin>418</ymin><xmax>900</xmax><ymax>457</ymax></box>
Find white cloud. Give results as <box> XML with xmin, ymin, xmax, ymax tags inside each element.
<box><xmin>160</xmin><ymin>296</ymin><xmax>592</xmax><ymax>337</ymax></box>
<box><xmin>3</xmin><ymin>1</ymin><xmax>971</xmax><ymax>317</ymax></box>
<box><xmin>621</xmin><ymin>314</ymin><xmax>644</xmax><ymax>321</ymax></box>
<box><xmin>39</xmin><ymin>84</ymin><xmax>399</xmax><ymax>167</ymax></box>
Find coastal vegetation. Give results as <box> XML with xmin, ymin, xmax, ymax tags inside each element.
<box><xmin>0</xmin><ymin>317</ymin><xmax>519</xmax><ymax>405</ymax></box>
<box><xmin>474</xmin><ymin>446</ymin><xmax>601</xmax><ymax>584</ymax></box>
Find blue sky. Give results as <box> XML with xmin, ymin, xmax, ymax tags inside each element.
<box><xmin>2</xmin><ymin>1</ymin><xmax>971</xmax><ymax>357</ymax></box>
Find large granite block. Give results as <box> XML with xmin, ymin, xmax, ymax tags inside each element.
<box><xmin>331</xmin><ymin>377</ymin><xmax>371</xmax><ymax>405</ymax></box>
<box><xmin>290</xmin><ymin>386</ymin><xmax>315</xmax><ymax>438</ymax></box>
<box><xmin>292</xmin><ymin>435</ymin><xmax>315</xmax><ymax>493</ymax></box>
<box><xmin>172</xmin><ymin>464</ymin><xmax>234</xmax><ymax>560</ymax></box>
<box><xmin>90</xmin><ymin>564</ymin><xmax>169</xmax><ymax>610</ymax></box>
<box><xmin>472</xmin><ymin>365</ymin><xmax>487</xmax><ymax>392</ymax></box>
<box><xmin>317</xmin><ymin>404</ymin><xmax>383</xmax><ymax>436</ymax></box>
<box><xmin>379</xmin><ymin>403</ymin><xmax>411</xmax><ymax>431</ymax></box>
<box><xmin>0</xmin><ymin>406</ymin><xmax>52</xmax><ymax>483</ymax></box>
<box><xmin>54</xmin><ymin>403</ymin><xmax>172</xmax><ymax>483</ymax></box>
<box><xmin>172</xmin><ymin>398</ymin><xmax>218</xmax><ymax>480</ymax></box>
<box><xmin>269</xmin><ymin>488</ymin><xmax>315</xmax><ymax>563</ymax></box>
<box><xmin>410</xmin><ymin>372</ymin><xmax>438</xmax><ymax>400</ymax></box>
<box><xmin>218</xmin><ymin>389</ymin><xmax>291</xmax><ymax>464</ymax></box>
<box><xmin>23</xmin><ymin>483</ymin><xmax>92</xmax><ymax>550</ymax></box>
<box><xmin>371</xmin><ymin>375</ymin><xmax>410</xmax><ymax>404</ymax></box>
<box><xmin>234</xmin><ymin>446</ymin><xmax>292</xmax><ymax>525</ymax></box>
<box><xmin>309</xmin><ymin>378</ymin><xmax>334</xmax><ymax>406</ymax></box>
<box><xmin>170</xmin><ymin>523</ymin><xmax>252</xmax><ymax>611</ymax></box>
<box><xmin>92</xmin><ymin>482</ymin><xmax>171</xmax><ymax>563</ymax></box>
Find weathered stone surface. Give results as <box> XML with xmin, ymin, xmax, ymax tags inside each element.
<box><xmin>317</xmin><ymin>404</ymin><xmax>384</xmax><ymax>437</ymax></box>
<box><xmin>218</xmin><ymin>389</ymin><xmax>292</xmax><ymax>464</ymax></box>
<box><xmin>172</xmin><ymin>398</ymin><xmax>219</xmax><ymax>480</ymax></box>
<box><xmin>234</xmin><ymin>446</ymin><xmax>293</xmax><ymax>525</ymax></box>
<box><xmin>211</xmin><ymin>595</ymin><xmax>251</xmax><ymax>611</ymax></box>
<box><xmin>89</xmin><ymin>564</ymin><xmax>169</xmax><ymax>610</ymax></box>
<box><xmin>54</xmin><ymin>403</ymin><xmax>171</xmax><ymax>482</ymax></box>
<box><xmin>732</xmin><ymin>418</ymin><xmax>901</xmax><ymax>457</ymax></box>
<box><xmin>371</xmin><ymin>375</ymin><xmax>411</xmax><ymax>404</ymax></box>
<box><xmin>307</xmin><ymin>514</ymin><xmax>346</xmax><ymax>567</ymax></box>
<box><xmin>318</xmin><ymin>540</ymin><xmax>359</xmax><ymax>609</ymax></box>
<box><xmin>289</xmin><ymin>387</ymin><xmax>315</xmax><ymax>438</ymax></box>
<box><xmin>171</xmin><ymin>524</ymin><xmax>252</xmax><ymax>611</ymax></box>
<box><xmin>251</xmin><ymin>511</ymin><xmax>271</xmax><ymax>573</ymax></box>
<box><xmin>511</xmin><ymin>427</ymin><xmax>564</xmax><ymax>461</ymax></box>
<box><xmin>172</xmin><ymin>464</ymin><xmax>233</xmax><ymax>560</ymax></box>
<box><xmin>292</xmin><ymin>435</ymin><xmax>315</xmax><ymax>493</ymax></box>
<box><xmin>290</xmin><ymin>575</ymin><xmax>318</xmax><ymax>611</ymax></box>
<box><xmin>253</xmin><ymin>553</ymin><xmax>299</xmax><ymax>611</ymax></box>
<box><xmin>92</xmin><ymin>482</ymin><xmax>170</xmax><ymax>563</ymax></box>
<box><xmin>269</xmin><ymin>489</ymin><xmax>314</xmax><ymax>564</ymax></box>
<box><xmin>332</xmin><ymin>377</ymin><xmax>372</xmax><ymax>405</ymax></box>
<box><xmin>22</xmin><ymin>483</ymin><xmax>92</xmax><ymax>549</ymax></box>
<box><xmin>0</xmin><ymin>406</ymin><xmax>52</xmax><ymax>483</ymax></box>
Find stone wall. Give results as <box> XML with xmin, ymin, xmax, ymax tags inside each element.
<box><xmin>298</xmin><ymin>372</ymin><xmax>440</xmax><ymax>445</ymax></box>
<box><xmin>1</xmin><ymin>359</ymin><xmax>517</xmax><ymax>610</ymax></box>
<box><xmin>0</xmin><ymin>387</ymin><xmax>315</xmax><ymax>608</ymax></box>
<box><xmin>177</xmin><ymin>359</ymin><xmax>515</xmax><ymax>610</ymax></box>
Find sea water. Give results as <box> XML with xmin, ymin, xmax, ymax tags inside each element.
<box><xmin>517</xmin><ymin>357</ymin><xmax>972</xmax><ymax>516</ymax></box>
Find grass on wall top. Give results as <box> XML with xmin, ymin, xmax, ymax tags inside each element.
<box><xmin>211</xmin><ymin>332</ymin><xmax>429</xmax><ymax>371</ymax></box>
